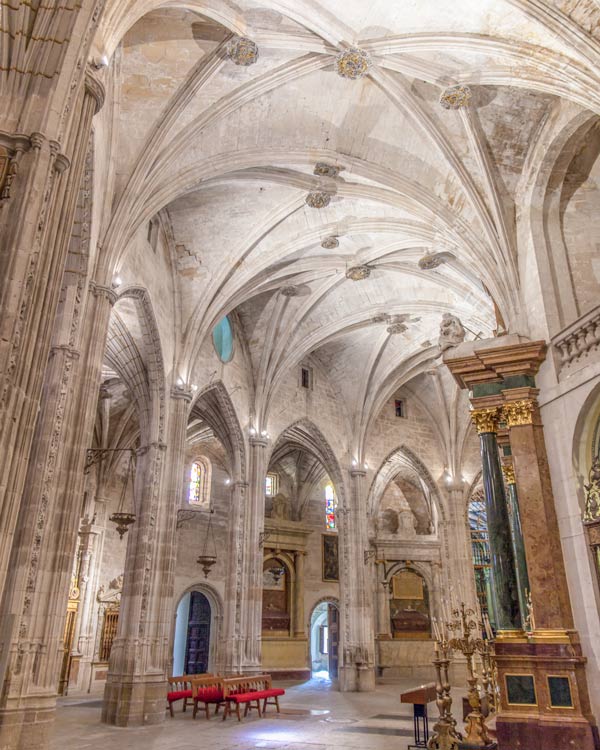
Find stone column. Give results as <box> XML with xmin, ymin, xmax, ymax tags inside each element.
<box><xmin>500</xmin><ymin>456</ymin><xmax>530</xmax><ymax>624</ymax></box>
<box><xmin>222</xmin><ymin>480</ymin><xmax>248</xmax><ymax>674</ymax></box>
<box><xmin>445</xmin><ymin>482</ymin><xmax>479</xmax><ymax>612</ymax></box>
<box><xmin>338</xmin><ymin>469</ymin><xmax>375</xmax><ymax>692</ymax></box>
<box><xmin>0</xmin><ymin>70</ymin><xmax>104</xmax><ymax>600</ymax></box>
<box><xmin>293</xmin><ymin>551</ymin><xmax>306</xmax><ymax>638</ymax></box>
<box><xmin>237</xmin><ymin>436</ymin><xmax>268</xmax><ymax>672</ymax></box>
<box><xmin>102</xmin><ymin>387</ymin><xmax>190</xmax><ymax>726</ymax></box>
<box><xmin>470</xmin><ymin>406</ymin><xmax>521</xmax><ymax>630</ymax></box>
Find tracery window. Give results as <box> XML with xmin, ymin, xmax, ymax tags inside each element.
<box><xmin>188</xmin><ymin>457</ymin><xmax>212</xmax><ymax>507</ymax></box>
<box><xmin>325</xmin><ymin>484</ymin><xmax>337</xmax><ymax>530</ymax></box>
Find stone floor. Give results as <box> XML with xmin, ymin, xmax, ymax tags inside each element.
<box><xmin>52</xmin><ymin>675</ymin><xmax>453</xmax><ymax>750</ymax></box>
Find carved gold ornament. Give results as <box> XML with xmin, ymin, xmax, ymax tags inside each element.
<box><xmin>305</xmin><ymin>190</ymin><xmax>331</xmax><ymax>209</ymax></box>
<box><xmin>584</xmin><ymin>457</ymin><xmax>600</xmax><ymax>523</ymax></box>
<box><xmin>336</xmin><ymin>47</ymin><xmax>372</xmax><ymax>80</ymax></box>
<box><xmin>226</xmin><ymin>36</ymin><xmax>259</xmax><ymax>66</ymax></box>
<box><xmin>502</xmin><ymin>400</ymin><xmax>535</xmax><ymax>428</ymax></box>
<box><xmin>440</xmin><ymin>84</ymin><xmax>472</xmax><ymax>110</ymax></box>
<box><xmin>470</xmin><ymin>407</ymin><xmax>501</xmax><ymax>434</ymax></box>
<box><xmin>501</xmin><ymin>461</ymin><xmax>516</xmax><ymax>485</ymax></box>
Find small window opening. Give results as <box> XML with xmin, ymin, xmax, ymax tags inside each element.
<box><xmin>301</xmin><ymin>366</ymin><xmax>312</xmax><ymax>389</ymax></box>
<box><xmin>147</xmin><ymin>217</ymin><xmax>159</xmax><ymax>253</ymax></box>
<box><xmin>395</xmin><ymin>399</ymin><xmax>406</xmax><ymax>418</ymax></box>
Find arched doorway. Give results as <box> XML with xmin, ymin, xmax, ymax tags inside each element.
<box><xmin>173</xmin><ymin>590</ymin><xmax>213</xmax><ymax>676</ymax></box>
<box><xmin>309</xmin><ymin>600</ymin><xmax>339</xmax><ymax>680</ymax></box>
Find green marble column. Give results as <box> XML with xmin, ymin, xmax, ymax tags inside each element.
<box><xmin>472</xmin><ymin>408</ymin><xmax>521</xmax><ymax>630</ymax></box>
<box><xmin>502</xmin><ymin>458</ymin><xmax>531</xmax><ymax>625</ymax></box>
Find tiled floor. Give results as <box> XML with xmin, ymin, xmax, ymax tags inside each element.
<box><xmin>52</xmin><ymin>675</ymin><xmax>446</xmax><ymax>750</ymax></box>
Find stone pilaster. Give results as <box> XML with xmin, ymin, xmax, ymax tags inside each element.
<box><xmin>102</xmin><ymin>386</ymin><xmax>190</xmax><ymax>726</ymax></box>
<box><xmin>445</xmin><ymin>482</ymin><xmax>479</xmax><ymax>613</ymax></box>
<box><xmin>338</xmin><ymin>469</ymin><xmax>375</xmax><ymax>692</ymax></box>
<box><xmin>375</xmin><ymin>561</ymin><xmax>391</xmax><ymax>639</ymax></box>
<box><xmin>293</xmin><ymin>551</ymin><xmax>306</xmax><ymax>638</ymax></box>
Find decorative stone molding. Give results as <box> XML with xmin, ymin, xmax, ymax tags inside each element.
<box><xmin>552</xmin><ymin>304</ymin><xmax>600</xmax><ymax>375</ymax></box>
<box><xmin>84</xmin><ymin>67</ymin><xmax>106</xmax><ymax>113</ymax></box>
<box><xmin>584</xmin><ymin>458</ymin><xmax>600</xmax><ymax>523</ymax></box>
<box><xmin>346</xmin><ymin>265</ymin><xmax>370</xmax><ymax>281</ymax></box>
<box><xmin>305</xmin><ymin>190</ymin><xmax>331</xmax><ymax>208</ymax></box>
<box><xmin>439</xmin><ymin>313</ymin><xmax>466</xmax><ymax>351</ymax></box>
<box><xmin>418</xmin><ymin>251</ymin><xmax>455</xmax><ymax>270</ymax></box>
<box><xmin>170</xmin><ymin>385</ymin><xmax>193</xmax><ymax>401</ymax></box>
<box><xmin>336</xmin><ymin>47</ymin><xmax>372</xmax><ymax>79</ymax></box>
<box><xmin>226</xmin><ymin>36</ymin><xmax>259</xmax><ymax>66</ymax></box>
<box><xmin>440</xmin><ymin>84</ymin><xmax>472</xmax><ymax>110</ymax></box>
<box><xmin>470</xmin><ymin>407</ymin><xmax>501</xmax><ymax>434</ymax></box>
<box><xmin>89</xmin><ymin>281</ymin><xmax>117</xmax><ymax>306</ymax></box>
<box><xmin>280</xmin><ymin>285</ymin><xmax>300</xmax><ymax>297</ymax></box>
<box><xmin>321</xmin><ymin>236</ymin><xmax>339</xmax><ymax>249</ymax></box>
<box><xmin>314</xmin><ymin>162</ymin><xmax>340</xmax><ymax>178</ymax></box>
<box><xmin>387</xmin><ymin>321</ymin><xmax>407</xmax><ymax>335</ymax></box>
<box><xmin>502</xmin><ymin>400</ymin><xmax>535</xmax><ymax>428</ymax></box>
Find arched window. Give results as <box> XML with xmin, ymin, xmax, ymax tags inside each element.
<box><xmin>265</xmin><ymin>472</ymin><xmax>279</xmax><ymax>497</ymax></box>
<box><xmin>325</xmin><ymin>484</ymin><xmax>337</xmax><ymax>530</ymax></box>
<box><xmin>188</xmin><ymin>457</ymin><xmax>212</xmax><ymax>507</ymax></box>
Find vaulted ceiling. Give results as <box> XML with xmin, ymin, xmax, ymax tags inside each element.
<box><xmin>92</xmin><ymin>0</ymin><xmax>600</xmax><ymax>433</ymax></box>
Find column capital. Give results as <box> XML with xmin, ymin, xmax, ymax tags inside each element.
<box><xmin>170</xmin><ymin>385</ymin><xmax>193</xmax><ymax>402</ymax></box>
<box><xmin>89</xmin><ymin>280</ymin><xmax>117</xmax><ymax>305</ymax></box>
<box><xmin>502</xmin><ymin>399</ymin><xmax>535</xmax><ymax>428</ymax></box>
<box><xmin>501</xmin><ymin>458</ymin><xmax>516</xmax><ymax>485</ymax></box>
<box><xmin>470</xmin><ymin>406</ymin><xmax>501</xmax><ymax>434</ymax></box>
<box><xmin>249</xmin><ymin>436</ymin><xmax>268</xmax><ymax>448</ymax></box>
<box><xmin>350</xmin><ymin>468</ymin><xmax>367</xmax><ymax>478</ymax></box>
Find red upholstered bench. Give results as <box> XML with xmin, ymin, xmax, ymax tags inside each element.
<box><xmin>191</xmin><ymin>678</ymin><xmax>226</xmax><ymax>720</ymax></box>
<box><xmin>167</xmin><ymin>676</ymin><xmax>193</xmax><ymax>717</ymax></box>
<box><xmin>221</xmin><ymin>675</ymin><xmax>285</xmax><ymax>721</ymax></box>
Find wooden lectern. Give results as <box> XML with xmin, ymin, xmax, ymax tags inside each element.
<box><xmin>401</xmin><ymin>683</ymin><xmax>437</xmax><ymax>749</ymax></box>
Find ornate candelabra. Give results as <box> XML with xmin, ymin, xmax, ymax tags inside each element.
<box><xmin>428</xmin><ymin>618</ymin><xmax>462</xmax><ymax>750</ymax></box>
<box><xmin>444</xmin><ymin>603</ymin><xmax>495</xmax><ymax>749</ymax></box>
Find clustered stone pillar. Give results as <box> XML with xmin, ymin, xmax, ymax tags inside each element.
<box><xmin>445</xmin><ymin>338</ymin><xmax>598</xmax><ymax>750</ymax></box>
<box><xmin>338</xmin><ymin>468</ymin><xmax>375</xmax><ymax>692</ymax></box>
<box><xmin>236</xmin><ymin>435</ymin><xmax>268</xmax><ymax>672</ymax></box>
<box><xmin>470</xmin><ymin>406</ymin><xmax>521</xmax><ymax>630</ymax></box>
<box><xmin>223</xmin><ymin>480</ymin><xmax>249</xmax><ymax>673</ymax></box>
<box><xmin>103</xmin><ymin>386</ymin><xmax>191</xmax><ymax>726</ymax></box>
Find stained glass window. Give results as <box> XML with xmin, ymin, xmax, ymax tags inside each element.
<box><xmin>325</xmin><ymin>484</ymin><xmax>337</xmax><ymax>530</ymax></box>
<box><xmin>265</xmin><ymin>473</ymin><xmax>278</xmax><ymax>496</ymax></box>
<box><xmin>188</xmin><ymin>457</ymin><xmax>211</xmax><ymax>507</ymax></box>
<box><xmin>212</xmin><ymin>316</ymin><xmax>234</xmax><ymax>363</ymax></box>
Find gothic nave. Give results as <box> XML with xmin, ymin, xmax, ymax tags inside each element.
<box><xmin>1</xmin><ymin>2</ymin><xmax>600</xmax><ymax>749</ymax></box>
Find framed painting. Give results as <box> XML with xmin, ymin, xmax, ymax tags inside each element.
<box><xmin>322</xmin><ymin>533</ymin><xmax>339</xmax><ymax>582</ymax></box>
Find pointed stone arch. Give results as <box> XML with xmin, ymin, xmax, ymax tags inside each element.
<box><xmin>189</xmin><ymin>380</ymin><xmax>247</xmax><ymax>483</ymax></box>
<box><xmin>368</xmin><ymin>444</ymin><xmax>443</xmax><ymax>529</ymax></box>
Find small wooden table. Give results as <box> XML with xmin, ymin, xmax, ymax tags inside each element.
<box><xmin>400</xmin><ymin>683</ymin><xmax>437</xmax><ymax>749</ymax></box>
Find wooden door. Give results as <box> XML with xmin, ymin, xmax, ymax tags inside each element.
<box><xmin>327</xmin><ymin>603</ymin><xmax>339</xmax><ymax>679</ymax></box>
<box><xmin>184</xmin><ymin>591</ymin><xmax>211</xmax><ymax>675</ymax></box>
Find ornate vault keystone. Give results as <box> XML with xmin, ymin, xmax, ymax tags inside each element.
<box><xmin>440</xmin><ymin>84</ymin><xmax>472</xmax><ymax>110</ymax></box>
<box><xmin>336</xmin><ymin>47</ymin><xmax>372</xmax><ymax>80</ymax></box>
<box><xmin>305</xmin><ymin>190</ymin><xmax>331</xmax><ymax>209</ymax></box>
<box><xmin>226</xmin><ymin>36</ymin><xmax>259</xmax><ymax>66</ymax></box>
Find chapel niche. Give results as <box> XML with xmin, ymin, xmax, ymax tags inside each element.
<box><xmin>389</xmin><ymin>568</ymin><xmax>431</xmax><ymax>638</ymax></box>
<box><xmin>261</xmin><ymin>557</ymin><xmax>291</xmax><ymax>634</ymax></box>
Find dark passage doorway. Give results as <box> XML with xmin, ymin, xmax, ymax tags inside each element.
<box><xmin>184</xmin><ymin>591</ymin><xmax>211</xmax><ymax>675</ymax></box>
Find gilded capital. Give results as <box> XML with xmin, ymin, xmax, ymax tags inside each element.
<box><xmin>502</xmin><ymin>399</ymin><xmax>535</xmax><ymax>428</ymax></box>
<box><xmin>470</xmin><ymin>407</ymin><xmax>501</xmax><ymax>434</ymax></box>
<box><xmin>501</xmin><ymin>461</ymin><xmax>516</xmax><ymax>485</ymax></box>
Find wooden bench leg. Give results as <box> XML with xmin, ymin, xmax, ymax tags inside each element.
<box><xmin>205</xmin><ymin>703</ymin><xmax>210</xmax><ymax>720</ymax></box>
<box><xmin>183</xmin><ymin>698</ymin><xmax>187</xmax><ymax>713</ymax></box>
<box><xmin>244</xmin><ymin>703</ymin><xmax>249</xmax><ymax>718</ymax></box>
<box><xmin>275</xmin><ymin>696</ymin><xmax>280</xmax><ymax>713</ymax></box>
<box><xmin>168</xmin><ymin>702</ymin><xmax>174</xmax><ymax>718</ymax></box>
<box><xmin>193</xmin><ymin>700</ymin><xmax>197</xmax><ymax>719</ymax></box>
<box><xmin>256</xmin><ymin>700</ymin><xmax>262</xmax><ymax>718</ymax></box>
<box><xmin>214</xmin><ymin>703</ymin><xmax>220</xmax><ymax>715</ymax></box>
<box><xmin>222</xmin><ymin>702</ymin><xmax>229</xmax><ymax>721</ymax></box>
<box><xmin>236</xmin><ymin>703</ymin><xmax>241</xmax><ymax>722</ymax></box>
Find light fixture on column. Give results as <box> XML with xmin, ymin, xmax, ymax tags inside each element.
<box><xmin>109</xmin><ymin>453</ymin><xmax>136</xmax><ymax>539</ymax></box>
<box><xmin>269</xmin><ymin>559</ymin><xmax>286</xmax><ymax>585</ymax></box>
<box><xmin>197</xmin><ymin>509</ymin><xmax>217</xmax><ymax>577</ymax></box>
